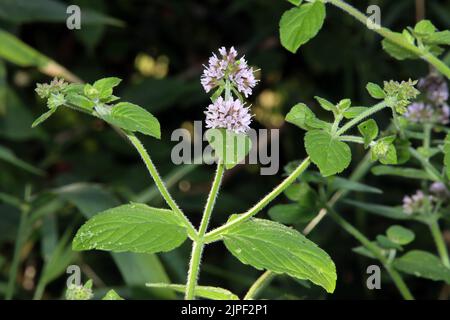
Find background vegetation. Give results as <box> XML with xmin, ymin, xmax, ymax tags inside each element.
<box><xmin>1</xmin><ymin>0</ymin><xmax>449</xmax><ymax>299</ymax></box>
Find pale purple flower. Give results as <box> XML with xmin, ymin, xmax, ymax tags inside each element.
<box><xmin>201</xmin><ymin>47</ymin><xmax>258</xmax><ymax>97</ymax></box>
<box><xmin>403</xmin><ymin>102</ymin><xmax>434</xmax><ymax>123</ymax></box>
<box><xmin>402</xmin><ymin>190</ymin><xmax>433</xmax><ymax>215</ymax></box>
<box><xmin>403</xmin><ymin>102</ymin><xmax>449</xmax><ymax>124</ymax></box>
<box><xmin>429</xmin><ymin>182</ymin><xmax>450</xmax><ymax>199</ymax></box>
<box><xmin>204</xmin><ymin>96</ymin><xmax>252</xmax><ymax>133</ymax></box>
<box><xmin>418</xmin><ymin>74</ymin><xmax>449</xmax><ymax>105</ymax></box>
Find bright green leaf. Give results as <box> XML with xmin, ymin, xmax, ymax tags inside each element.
<box><xmin>93</xmin><ymin>77</ymin><xmax>122</xmax><ymax>100</ymax></box>
<box><xmin>387</xmin><ymin>225</ymin><xmax>415</xmax><ymax>245</ymax></box>
<box><xmin>343</xmin><ymin>107</ymin><xmax>368</xmax><ymax>119</ymax></box>
<box><xmin>31</xmin><ymin>107</ymin><xmax>58</xmax><ymax>128</ymax></box>
<box><xmin>102</xmin><ymin>289</ymin><xmax>124</xmax><ymax>300</ymax></box>
<box><xmin>279</xmin><ymin>2</ymin><xmax>326</xmax><ymax>53</ymax></box>
<box><xmin>358</xmin><ymin>119</ymin><xmax>378</xmax><ymax>148</ymax></box>
<box><xmin>305</xmin><ymin>130</ymin><xmax>351</xmax><ymax>177</ymax></box>
<box><xmin>72</xmin><ymin>203</ymin><xmax>188</xmax><ymax>254</ymax></box>
<box><xmin>285</xmin><ymin>103</ymin><xmax>329</xmax><ymax>131</ymax></box>
<box><xmin>314</xmin><ymin>96</ymin><xmax>335</xmax><ymax>112</ymax></box>
<box><xmin>382</xmin><ymin>32</ymin><xmax>418</xmax><ymax>60</ymax></box>
<box><xmin>393</xmin><ymin>250</ymin><xmax>450</xmax><ymax>283</ymax></box>
<box><xmin>99</xmin><ymin>102</ymin><xmax>161</xmax><ymax>138</ymax></box>
<box><xmin>223</xmin><ymin>218</ymin><xmax>337</xmax><ymax>293</ymax></box>
<box><xmin>366</xmin><ymin>82</ymin><xmax>386</xmax><ymax>99</ymax></box>
<box><xmin>376</xmin><ymin>235</ymin><xmax>403</xmax><ymax>251</ymax></box>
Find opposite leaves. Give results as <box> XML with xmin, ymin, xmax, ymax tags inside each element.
<box><xmin>223</xmin><ymin>218</ymin><xmax>337</xmax><ymax>293</ymax></box>
<box><xmin>73</xmin><ymin>203</ymin><xmax>188</xmax><ymax>254</ymax></box>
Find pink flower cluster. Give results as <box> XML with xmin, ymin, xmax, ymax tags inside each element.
<box><xmin>205</xmin><ymin>96</ymin><xmax>252</xmax><ymax>134</ymax></box>
<box><xmin>201</xmin><ymin>47</ymin><xmax>258</xmax><ymax>98</ymax></box>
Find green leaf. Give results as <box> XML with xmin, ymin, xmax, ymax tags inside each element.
<box><xmin>314</xmin><ymin>96</ymin><xmax>335</xmax><ymax>112</ymax></box>
<box><xmin>358</xmin><ymin>119</ymin><xmax>378</xmax><ymax>148</ymax></box>
<box><xmin>72</xmin><ymin>203</ymin><xmax>188</xmax><ymax>254</ymax></box>
<box><xmin>102</xmin><ymin>289</ymin><xmax>124</xmax><ymax>300</ymax></box>
<box><xmin>387</xmin><ymin>225</ymin><xmax>415</xmax><ymax>245</ymax></box>
<box><xmin>268</xmin><ymin>203</ymin><xmax>316</xmax><ymax>224</ymax></box>
<box><xmin>376</xmin><ymin>235</ymin><xmax>403</xmax><ymax>251</ymax></box>
<box><xmin>371</xmin><ymin>136</ymin><xmax>397</xmax><ymax>165</ymax></box>
<box><xmin>0</xmin><ymin>145</ymin><xmax>44</xmax><ymax>175</ymax></box>
<box><xmin>99</xmin><ymin>102</ymin><xmax>161</xmax><ymax>138</ymax></box>
<box><xmin>329</xmin><ymin>177</ymin><xmax>382</xmax><ymax>194</ymax></box>
<box><xmin>304</xmin><ymin>130</ymin><xmax>351</xmax><ymax>177</ymax></box>
<box><xmin>279</xmin><ymin>1</ymin><xmax>326</xmax><ymax>53</ymax></box>
<box><xmin>371</xmin><ymin>166</ymin><xmax>434</xmax><ymax>181</ymax></box>
<box><xmin>65</xmin><ymin>93</ymin><xmax>95</xmax><ymax>112</ymax></box>
<box><xmin>344</xmin><ymin>200</ymin><xmax>408</xmax><ymax>220</ymax></box>
<box><xmin>343</xmin><ymin>107</ymin><xmax>368</xmax><ymax>119</ymax></box>
<box><xmin>381</xmin><ymin>32</ymin><xmax>418</xmax><ymax>60</ymax></box>
<box><xmin>444</xmin><ymin>133</ymin><xmax>450</xmax><ymax>179</ymax></box>
<box><xmin>366</xmin><ymin>83</ymin><xmax>386</xmax><ymax>99</ymax></box>
<box><xmin>31</xmin><ymin>107</ymin><xmax>58</xmax><ymax>128</ymax></box>
<box><xmin>223</xmin><ymin>218</ymin><xmax>337</xmax><ymax>293</ymax></box>
<box><xmin>285</xmin><ymin>103</ymin><xmax>329</xmax><ymax>131</ymax></box>
<box><xmin>146</xmin><ymin>283</ymin><xmax>239</xmax><ymax>300</ymax></box>
<box><xmin>425</xmin><ymin>31</ymin><xmax>450</xmax><ymax>45</ymax></box>
<box><xmin>93</xmin><ymin>77</ymin><xmax>122</xmax><ymax>100</ymax></box>
<box><xmin>414</xmin><ymin>20</ymin><xmax>436</xmax><ymax>35</ymax></box>
<box><xmin>205</xmin><ymin>128</ymin><xmax>252</xmax><ymax>170</ymax></box>
<box><xmin>393</xmin><ymin>250</ymin><xmax>450</xmax><ymax>283</ymax></box>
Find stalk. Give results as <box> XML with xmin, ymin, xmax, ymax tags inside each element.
<box><xmin>204</xmin><ymin>157</ymin><xmax>311</xmax><ymax>243</ymax></box>
<box><xmin>429</xmin><ymin>219</ymin><xmax>450</xmax><ymax>268</ymax></box>
<box><xmin>126</xmin><ymin>133</ymin><xmax>198</xmax><ymax>240</ymax></box>
<box><xmin>185</xmin><ymin>162</ymin><xmax>225</xmax><ymax>299</ymax></box>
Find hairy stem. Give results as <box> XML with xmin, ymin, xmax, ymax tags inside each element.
<box><xmin>126</xmin><ymin>133</ymin><xmax>198</xmax><ymax>240</ymax></box>
<box><xmin>336</xmin><ymin>102</ymin><xmax>387</xmax><ymax>136</ymax></box>
<box><xmin>326</xmin><ymin>0</ymin><xmax>450</xmax><ymax>79</ymax></box>
<box><xmin>204</xmin><ymin>157</ymin><xmax>311</xmax><ymax>243</ymax></box>
<box><xmin>429</xmin><ymin>219</ymin><xmax>450</xmax><ymax>268</ymax></box>
<box><xmin>185</xmin><ymin>162</ymin><xmax>225</xmax><ymax>300</ymax></box>
<box><xmin>244</xmin><ymin>270</ymin><xmax>275</xmax><ymax>300</ymax></box>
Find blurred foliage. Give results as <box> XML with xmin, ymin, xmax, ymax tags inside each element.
<box><xmin>0</xmin><ymin>0</ymin><xmax>450</xmax><ymax>300</ymax></box>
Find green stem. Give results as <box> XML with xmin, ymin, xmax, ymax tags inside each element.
<box><xmin>429</xmin><ymin>219</ymin><xmax>450</xmax><ymax>268</ymax></box>
<box><xmin>126</xmin><ymin>133</ymin><xmax>198</xmax><ymax>240</ymax></box>
<box><xmin>339</xmin><ymin>135</ymin><xmax>365</xmax><ymax>144</ymax></box>
<box><xmin>5</xmin><ymin>205</ymin><xmax>30</xmax><ymax>300</ymax></box>
<box><xmin>326</xmin><ymin>206</ymin><xmax>414</xmax><ymax>300</ymax></box>
<box><xmin>204</xmin><ymin>157</ymin><xmax>311</xmax><ymax>243</ymax></box>
<box><xmin>326</xmin><ymin>0</ymin><xmax>450</xmax><ymax>79</ymax></box>
<box><xmin>409</xmin><ymin>147</ymin><xmax>443</xmax><ymax>182</ymax></box>
<box><xmin>185</xmin><ymin>162</ymin><xmax>225</xmax><ymax>300</ymax></box>
<box><xmin>244</xmin><ymin>270</ymin><xmax>275</xmax><ymax>300</ymax></box>
<box><xmin>336</xmin><ymin>102</ymin><xmax>387</xmax><ymax>136</ymax></box>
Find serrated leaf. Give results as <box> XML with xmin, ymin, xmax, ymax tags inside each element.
<box><xmin>285</xmin><ymin>103</ymin><xmax>329</xmax><ymax>131</ymax></box>
<box><xmin>93</xmin><ymin>77</ymin><xmax>122</xmax><ymax>100</ymax></box>
<box><xmin>146</xmin><ymin>283</ymin><xmax>239</xmax><ymax>300</ymax></box>
<box><xmin>279</xmin><ymin>2</ymin><xmax>326</xmax><ymax>53</ymax></box>
<box><xmin>366</xmin><ymin>82</ymin><xmax>385</xmax><ymax>99</ymax></box>
<box><xmin>304</xmin><ymin>130</ymin><xmax>351</xmax><ymax>177</ymax></box>
<box><xmin>31</xmin><ymin>107</ymin><xmax>58</xmax><ymax>128</ymax></box>
<box><xmin>358</xmin><ymin>119</ymin><xmax>378</xmax><ymax>148</ymax></box>
<box><xmin>444</xmin><ymin>133</ymin><xmax>450</xmax><ymax>179</ymax></box>
<box><xmin>73</xmin><ymin>203</ymin><xmax>188</xmax><ymax>254</ymax></box>
<box><xmin>393</xmin><ymin>250</ymin><xmax>450</xmax><ymax>283</ymax></box>
<box><xmin>387</xmin><ymin>225</ymin><xmax>415</xmax><ymax>245</ymax></box>
<box><xmin>205</xmin><ymin>128</ymin><xmax>252</xmax><ymax>170</ymax></box>
<box><xmin>223</xmin><ymin>218</ymin><xmax>337</xmax><ymax>293</ymax></box>
<box><xmin>99</xmin><ymin>102</ymin><xmax>161</xmax><ymax>138</ymax></box>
